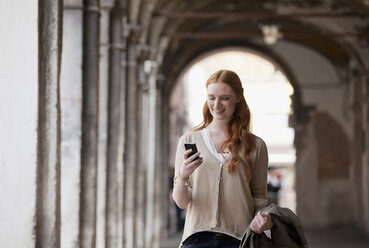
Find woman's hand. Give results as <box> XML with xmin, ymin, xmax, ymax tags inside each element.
<box><xmin>179</xmin><ymin>149</ymin><xmax>203</xmax><ymax>179</ymax></box>
<box><xmin>250</xmin><ymin>211</ymin><xmax>273</xmax><ymax>234</ymax></box>
<box><xmin>173</xmin><ymin>149</ymin><xmax>203</xmax><ymax>209</ymax></box>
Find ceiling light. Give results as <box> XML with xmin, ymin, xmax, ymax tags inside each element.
<box><xmin>259</xmin><ymin>24</ymin><xmax>283</xmax><ymax>46</ymax></box>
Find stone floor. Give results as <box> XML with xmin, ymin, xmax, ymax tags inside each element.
<box><xmin>159</xmin><ymin>232</ymin><xmax>182</xmax><ymax>248</ymax></box>
<box><xmin>159</xmin><ymin>226</ymin><xmax>369</xmax><ymax>248</ymax></box>
<box><xmin>304</xmin><ymin>226</ymin><xmax>369</xmax><ymax>248</ymax></box>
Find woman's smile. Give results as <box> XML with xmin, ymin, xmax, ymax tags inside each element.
<box><xmin>213</xmin><ymin>108</ymin><xmax>225</xmax><ymax>113</ymax></box>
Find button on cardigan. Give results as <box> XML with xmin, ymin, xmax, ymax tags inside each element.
<box><xmin>174</xmin><ymin>130</ymin><xmax>269</xmax><ymax>246</ymax></box>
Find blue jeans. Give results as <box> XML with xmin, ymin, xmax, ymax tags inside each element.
<box><xmin>182</xmin><ymin>231</ymin><xmax>240</xmax><ymax>248</ymax></box>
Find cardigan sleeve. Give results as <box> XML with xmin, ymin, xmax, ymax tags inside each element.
<box><xmin>249</xmin><ymin>137</ymin><xmax>269</xmax><ymax>202</ymax></box>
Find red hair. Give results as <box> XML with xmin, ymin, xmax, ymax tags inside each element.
<box><xmin>193</xmin><ymin>70</ymin><xmax>256</xmax><ymax>177</ymax></box>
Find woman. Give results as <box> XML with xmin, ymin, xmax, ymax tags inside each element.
<box><xmin>172</xmin><ymin>70</ymin><xmax>273</xmax><ymax>247</ymax></box>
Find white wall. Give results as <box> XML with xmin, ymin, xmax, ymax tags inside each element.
<box><xmin>0</xmin><ymin>1</ymin><xmax>38</xmax><ymax>247</ymax></box>
<box><xmin>273</xmin><ymin>41</ymin><xmax>350</xmax><ymax>136</ymax></box>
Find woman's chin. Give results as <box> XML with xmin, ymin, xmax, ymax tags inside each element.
<box><xmin>211</xmin><ymin>113</ymin><xmax>223</xmax><ymax>119</ymax></box>
<box><xmin>212</xmin><ymin>115</ymin><xmax>231</xmax><ymax>122</ymax></box>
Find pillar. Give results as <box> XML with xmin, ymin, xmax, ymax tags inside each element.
<box><xmin>364</xmin><ymin>74</ymin><xmax>369</xmax><ymax>235</ymax></box>
<box><xmin>294</xmin><ymin>107</ymin><xmax>319</xmax><ymax>228</ymax></box>
<box><xmin>153</xmin><ymin>91</ymin><xmax>168</xmax><ymax>246</ymax></box>
<box><xmin>105</xmin><ymin>4</ymin><xmax>126</xmax><ymax>247</ymax></box>
<box><xmin>35</xmin><ymin>0</ymin><xmax>63</xmax><ymax>247</ymax></box>
<box><xmin>123</xmin><ymin>40</ymin><xmax>139</xmax><ymax>248</ymax></box>
<box><xmin>60</xmin><ymin>2</ymin><xmax>83</xmax><ymax>247</ymax></box>
<box><xmin>160</xmin><ymin>95</ymin><xmax>170</xmax><ymax>236</ymax></box>
<box><xmin>96</xmin><ymin>1</ymin><xmax>115</xmax><ymax>247</ymax></box>
<box><xmin>351</xmin><ymin>62</ymin><xmax>364</xmax><ymax>228</ymax></box>
<box><xmin>144</xmin><ymin>64</ymin><xmax>159</xmax><ymax>248</ymax></box>
<box><xmin>136</xmin><ymin>60</ymin><xmax>148</xmax><ymax>248</ymax></box>
<box><xmin>79</xmin><ymin>0</ymin><xmax>100</xmax><ymax>246</ymax></box>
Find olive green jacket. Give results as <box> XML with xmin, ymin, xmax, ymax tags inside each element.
<box><xmin>240</xmin><ymin>204</ymin><xmax>308</xmax><ymax>248</ymax></box>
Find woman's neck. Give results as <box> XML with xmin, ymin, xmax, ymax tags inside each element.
<box><xmin>208</xmin><ymin>120</ymin><xmax>228</xmax><ymax>133</ymax></box>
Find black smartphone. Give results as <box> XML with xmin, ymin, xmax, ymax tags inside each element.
<box><xmin>184</xmin><ymin>142</ymin><xmax>199</xmax><ymax>160</ymax></box>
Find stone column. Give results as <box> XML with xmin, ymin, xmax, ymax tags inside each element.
<box><xmin>144</xmin><ymin>62</ymin><xmax>159</xmax><ymax>248</ymax></box>
<box><xmin>96</xmin><ymin>1</ymin><xmax>115</xmax><ymax>247</ymax></box>
<box><xmin>35</xmin><ymin>0</ymin><xmax>63</xmax><ymax>247</ymax></box>
<box><xmin>60</xmin><ymin>3</ymin><xmax>83</xmax><ymax>248</ymax></box>
<box><xmin>136</xmin><ymin>60</ymin><xmax>149</xmax><ymax>248</ymax></box>
<box><xmin>79</xmin><ymin>0</ymin><xmax>100</xmax><ymax>246</ymax></box>
<box><xmin>159</xmin><ymin>95</ymin><xmax>170</xmax><ymax>237</ymax></box>
<box><xmin>124</xmin><ymin>41</ymin><xmax>139</xmax><ymax>248</ymax></box>
<box><xmin>364</xmin><ymin>74</ymin><xmax>369</xmax><ymax>235</ymax></box>
<box><xmin>294</xmin><ymin>107</ymin><xmax>319</xmax><ymax>229</ymax></box>
<box><xmin>151</xmin><ymin>90</ymin><xmax>167</xmax><ymax>247</ymax></box>
<box><xmin>105</xmin><ymin>5</ymin><xmax>126</xmax><ymax>248</ymax></box>
<box><xmin>351</xmin><ymin>64</ymin><xmax>364</xmax><ymax>228</ymax></box>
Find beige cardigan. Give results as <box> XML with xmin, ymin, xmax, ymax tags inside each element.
<box><xmin>174</xmin><ymin>131</ymin><xmax>268</xmax><ymax>245</ymax></box>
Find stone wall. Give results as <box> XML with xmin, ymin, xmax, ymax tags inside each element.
<box><xmin>0</xmin><ymin>1</ymin><xmax>39</xmax><ymax>247</ymax></box>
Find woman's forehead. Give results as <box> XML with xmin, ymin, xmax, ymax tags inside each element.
<box><xmin>207</xmin><ymin>82</ymin><xmax>234</xmax><ymax>94</ymax></box>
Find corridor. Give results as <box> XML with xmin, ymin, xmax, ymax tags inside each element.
<box><xmin>1</xmin><ymin>0</ymin><xmax>369</xmax><ymax>247</ymax></box>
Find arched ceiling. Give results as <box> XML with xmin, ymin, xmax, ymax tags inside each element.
<box><xmin>138</xmin><ymin>0</ymin><xmax>369</xmax><ymax>96</ymax></box>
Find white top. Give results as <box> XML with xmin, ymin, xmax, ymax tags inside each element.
<box><xmin>200</xmin><ymin>128</ymin><xmax>230</xmax><ymax>164</ymax></box>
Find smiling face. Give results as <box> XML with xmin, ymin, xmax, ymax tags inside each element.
<box><xmin>207</xmin><ymin>81</ymin><xmax>239</xmax><ymax>123</ymax></box>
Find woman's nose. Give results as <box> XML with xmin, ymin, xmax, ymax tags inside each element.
<box><xmin>214</xmin><ymin>99</ymin><xmax>221</xmax><ymax>108</ymax></box>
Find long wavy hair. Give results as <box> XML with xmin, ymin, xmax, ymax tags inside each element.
<box><xmin>193</xmin><ymin>70</ymin><xmax>256</xmax><ymax>177</ymax></box>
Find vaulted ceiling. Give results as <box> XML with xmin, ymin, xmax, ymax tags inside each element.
<box><xmin>129</xmin><ymin>0</ymin><xmax>369</xmax><ymax>96</ymax></box>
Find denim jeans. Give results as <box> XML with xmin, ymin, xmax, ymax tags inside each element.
<box><xmin>182</xmin><ymin>231</ymin><xmax>240</xmax><ymax>248</ymax></box>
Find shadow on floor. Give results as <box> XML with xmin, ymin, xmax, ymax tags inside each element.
<box><xmin>160</xmin><ymin>226</ymin><xmax>369</xmax><ymax>248</ymax></box>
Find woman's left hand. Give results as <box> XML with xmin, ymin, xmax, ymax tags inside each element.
<box><xmin>250</xmin><ymin>211</ymin><xmax>273</xmax><ymax>234</ymax></box>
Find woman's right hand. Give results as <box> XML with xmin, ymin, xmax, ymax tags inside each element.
<box><xmin>173</xmin><ymin>149</ymin><xmax>203</xmax><ymax>209</ymax></box>
<box><xmin>179</xmin><ymin>149</ymin><xmax>203</xmax><ymax>179</ymax></box>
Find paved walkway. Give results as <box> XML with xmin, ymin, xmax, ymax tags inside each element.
<box><xmin>160</xmin><ymin>232</ymin><xmax>182</xmax><ymax>248</ymax></box>
<box><xmin>304</xmin><ymin>226</ymin><xmax>369</xmax><ymax>248</ymax></box>
<box><xmin>160</xmin><ymin>226</ymin><xmax>369</xmax><ymax>248</ymax></box>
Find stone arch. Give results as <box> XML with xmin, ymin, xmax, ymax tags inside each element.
<box><xmin>156</xmin><ymin>11</ymin><xmax>367</xmax><ymax>233</ymax></box>
<box><xmin>164</xmin><ymin>44</ymin><xmax>304</xmax><ymax>138</ymax></box>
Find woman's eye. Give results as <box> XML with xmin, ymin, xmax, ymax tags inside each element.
<box><xmin>208</xmin><ymin>96</ymin><xmax>215</xmax><ymax>100</ymax></box>
<box><xmin>222</xmin><ymin>97</ymin><xmax>230</xmax><ymax>101</ymax></box>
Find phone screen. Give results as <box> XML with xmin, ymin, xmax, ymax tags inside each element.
<box><xmin>184</xmin><ymin>142</ymin><xmax>199</xmax><ymax>159</ymax></box>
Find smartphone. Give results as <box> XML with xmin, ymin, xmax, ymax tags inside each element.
<box><xmin>184</xmin><ymin>142</ymin><xmax>199</xmax><ymax>160</ymax></box>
